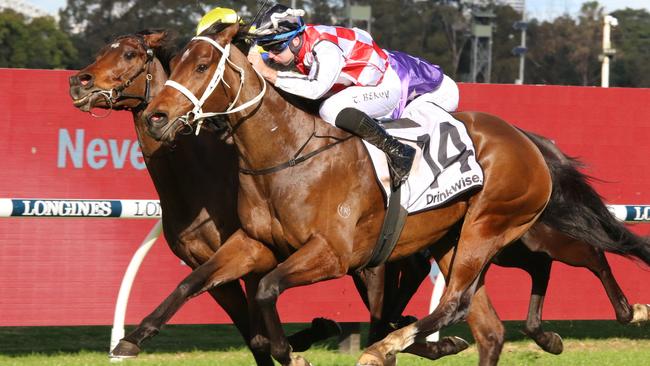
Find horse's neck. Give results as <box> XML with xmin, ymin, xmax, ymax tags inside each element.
<box><xmin>227</xmin><ymin>53</ymin><xmax>325</xmax><ymax>170</ymax></box>
<box><xmin>131</xmin><ymin>59</ymin><xmax>238</xmax><ymax>220</ymax></box>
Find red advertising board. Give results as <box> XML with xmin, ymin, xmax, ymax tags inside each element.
<box><xmin>0</xmin><ymin>68</ymin><xmax>649</xmax><ymax>326</ymax></box>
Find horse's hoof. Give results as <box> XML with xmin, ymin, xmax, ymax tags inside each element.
<box><xmin>109</xmin><ymin>340</ymin><xmax>141</xmax><ymax>359</ymax></box>
<box><xmin>444</xmin><ymin>336</ymin><xmax>470</xmax><ymax>353</ymax></box>
<box><xmin>289</xmin><ymin>354</ymin><xmax>313</xmax><ymax>366</ymax></box>
<box><xmin>311</xmin><ymin>317</ymin><xmax>343</xmax><ymax>338</ymax></box>
<box><xmin>631</xmin><ymin>303</ymin><xmax>650</xmax><ymax>323</ymax></box>
<box><xmin>357</xmin><ymin>348</ymin><xmax>387</xmax><ymax>366</ymax></box>
<box><xmin>537</xmin><ymin>332</ymin><xmax>563</xmax><ymax>355</ymax></box>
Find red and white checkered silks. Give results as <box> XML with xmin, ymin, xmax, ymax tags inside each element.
<box><xmin>295</xmin><ymin>25</ymin><xmax>390</xmax><ymax>91</ymax></box>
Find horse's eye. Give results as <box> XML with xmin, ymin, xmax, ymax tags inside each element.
<box><xmin>125</xmin><ymin>51</ymin><xmax>137</xmax><ymax>60</ymax></box>
<box><xmin>196</xmin><ymin>64</ymin><xmax>209</xmax><ymax>73</ymax></box>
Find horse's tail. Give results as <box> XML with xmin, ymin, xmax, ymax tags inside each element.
<box><xmin>523</xmin><ymin>130</ymin><xmax>650</xmax><ymax>267</ymax></box>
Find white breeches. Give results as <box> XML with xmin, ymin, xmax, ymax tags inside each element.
<box><xmin>318</xmin><ymin>65</ymin><xmax>402</xmax><ymax>125</ymax></box>
<box><xmin>406</xmin><ymin>74</ymin><xmax>460</xmax><ymax>114</ymax></box>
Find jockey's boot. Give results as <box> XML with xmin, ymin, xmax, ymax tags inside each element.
<box><xmin>335</xmin><ymin>108</ymin><xmax>415</xmax><ymax>189</ymax></box>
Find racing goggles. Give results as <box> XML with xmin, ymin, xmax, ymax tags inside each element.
<box><xmin>259</xmin><ymin>39</ymin><xmax>291</xmax><ymax>54</ymax></box>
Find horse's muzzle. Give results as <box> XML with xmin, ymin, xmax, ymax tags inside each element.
<box><xmin>145</xmin><ymin>111</ymin><xmax>175</xmax><ymax>142</ymax></box>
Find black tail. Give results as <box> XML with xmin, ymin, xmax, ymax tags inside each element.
<box><xmin>522</xmin><ymin>130</ymin><xmax>650</xmax><ymax>267</ymax></box>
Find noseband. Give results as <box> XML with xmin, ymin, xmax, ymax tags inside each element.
<box><xmin>164</xmin><ymin>36</ymin><xmax>267</xmax><ymax>136</ymax></box>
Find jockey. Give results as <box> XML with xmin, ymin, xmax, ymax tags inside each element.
<box><xmin>247</xmin><ymin>4</ymin><xmax>416</xmax><ymax>189</ymax></box>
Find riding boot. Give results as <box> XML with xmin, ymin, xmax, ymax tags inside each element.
<box><xmin>335</xmin><ymin>108</ymin><xmax>416</xmax><ymax>189</ymax></box>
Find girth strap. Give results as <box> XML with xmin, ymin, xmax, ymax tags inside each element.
<box><xmin>360</xmin><ymin>186</ymin><xmax>408</xmax><ymax>269</ymax></box>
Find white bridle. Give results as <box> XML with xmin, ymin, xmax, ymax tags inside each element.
<box><xmin>164</xmin><ymin>36</ymin><xmax>267</xmax><ymax>135</ymax></box>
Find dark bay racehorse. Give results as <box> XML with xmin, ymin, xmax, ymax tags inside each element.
<box><xmin>141</xmin><ymin>24</ymin><xmax>555</xmax><ymax>365</ymax></box>
<box><xmin>68</xmin><ymin>30</ymin><xmax>341</xmax><ymax>365</ymax></box>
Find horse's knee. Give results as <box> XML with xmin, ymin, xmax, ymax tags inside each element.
<box><xmin>486</xmin><ymin>329</ymin><xmax>505</xmax><ymax>349</ymax></box>
<box><xmin>256</xmin><ymin>277</ymin><xmax>280</xmax><ymax>307</ymax></box>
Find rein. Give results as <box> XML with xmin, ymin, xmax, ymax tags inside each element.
<box><xmin>164</xmin><ymin>36</ymin><xmax>353</xmax><ymax>176</ymax></box>
<box><xmin>240</xmin><ymin>118</ymin><xmax>354</xmax><ymax>176</ymax></box>
<box><xmin>88</xmin><ymin>45</ymin><xmax>155</xmax><ymax>117</ymax></box>
<box><xmin>164</xmin><ymin>36</ymin><xmax>267</xmax><ymax>136</ymax></box>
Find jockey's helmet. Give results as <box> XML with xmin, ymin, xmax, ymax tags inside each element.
<box><xmin>253</xmin><ymin>4</ymin><xmax>306</xmax><ymax>53</ymax></box>
<box><xmin>196</xmin><ymin>7</ymin><xmax>240</xmax><ymax>36</ymax></box>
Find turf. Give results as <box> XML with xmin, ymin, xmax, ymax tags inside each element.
<box><xmin>0</xmin><ymin>320</ymin><xmax>649</xmax><ymax>365</ymax></box>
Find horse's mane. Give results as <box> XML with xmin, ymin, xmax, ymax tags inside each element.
<box><xmin>95</xmin><ymin>29</ymin><xmax>178</xmax><ymax>75</ymax></box>
<box><xmin>198</xmin><ymin>22</ymin><xmax>323</xmax><ymax>117</ymax></box>
<box><xmin>134</xmin><ymin>29</ymin><xmax>177</xmax><ymax>75</ymax></box>
<box><xmin>200</xmin><ymin>21</ymin><xmax>255</xmax><ymax>54</ymax></box>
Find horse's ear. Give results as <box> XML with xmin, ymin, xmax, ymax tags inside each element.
<box><xmin>142</xmin><ymin>30</ymin><xmax>169</xmax><ymax>48</ymax></box>
<box><xmin>216</xmin><ymin>23</ymin><xmax>241</xmax><ymax>44</ymax></box>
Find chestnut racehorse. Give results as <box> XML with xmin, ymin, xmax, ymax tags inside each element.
<box><xmin>140</xmin><ymin>23</ymin><xmax>555</xmax><ymax>365</ymax></box>
<box><xmin>70</xmin><ymin>27</ymin><xmax>650</xmax><ymax>365</ymax></box>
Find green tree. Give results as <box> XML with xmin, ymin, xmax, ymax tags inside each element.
<box><xmin>0</xmin><ymin>9</ymin><xmax>77</xmax><ymax>69</ymax></box>
<box><xmin>0</xmin><ymin>9</ymin><xmax>29</xmax><ymax>67</ymax></box>
<box><xmin>572</xmin><ymin>1</ymin><xmax>604</xmax><ymax>85</ymax></box>
<box><xmin>60</xmin><ymin>0</ymin><xmax>212</xmax><ymax>68</ymax></box>
<box><xmin>610</xmin><ymin>8</ymin><xmax>650</xmax><ymax>87</ymax></box>
<box><xmin>491</xmin><ymin>5</ymin><xmax>521</xmax><ymax>83</ymax></box>
<box><xmin>526</xmin><ymin>2</ymin><xmax>604</xmax><ymax>86</ymax></box>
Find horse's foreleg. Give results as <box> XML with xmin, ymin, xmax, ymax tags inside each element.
<box><xmin>206</xmin><ymin>282</ymin><xmax>276</xmax><ymax>365</ymax></box>
<box><xmin>353</xmin><ymin>264</ymin><xmax>391</xmax><ymax>346</ymax></box>
<box><xmin>206</xmin><ymin>282</ymin><xmax>251</xmax><ymax>338</ymax></box>
<box><xmin>256</xmin><ymin>234</ymin><xmax>349</xmax><ymax>366</ymax></box>
<box><xmin>365</xmin><ymin>255</ymin><xmax>429</xmax><ymax>345</ymax></box>
<box><xmin>111</xmin><ymin>230</ymin><xmax>277</xmax><ymax>361</ymax></box>
<box><xmin>386</xmin><ymin>253</ymin><xmax>431</xmax><ymax>325</ymax></box>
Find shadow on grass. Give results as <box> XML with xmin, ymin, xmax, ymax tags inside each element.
<box><xmin>0</xmin><ymin>320</ymin><xmax>648</xmax><ymax>357</ymax></box>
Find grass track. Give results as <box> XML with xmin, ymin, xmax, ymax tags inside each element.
<box><xmin>1</xmin><ymin>320</ymin><xmax>649</xmax><ymax>365</ymax></box>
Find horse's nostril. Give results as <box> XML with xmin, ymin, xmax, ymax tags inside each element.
<box><xmin>147</xmin><ymin>112</ymin><xmax>168</xmax><ymax>126</ymax></box>
<box><xmin>78</xmin><ymin>73</ymin><xmax>93</xmax><ymax>87</ymax></box>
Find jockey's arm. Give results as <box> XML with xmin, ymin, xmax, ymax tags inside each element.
<box><xmin>275</xmin><ymin>41</ymin><xmax>345</xmax><ymax>100</ymax></box>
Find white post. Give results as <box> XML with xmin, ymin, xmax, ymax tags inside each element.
<box><xmin>517</xmin><ymin>15</ymin><xmax>527</xmax><ymax>85</ymax></box>
<box><xmin>109</xmin><ymin>219</ymin><xmax>163</xmax><ymax>357</ymax></box>
<box><xmin>601</xmin><ymin>15</ymin><xmax>618</xmax><ymax>88</ymax></box>
<box><xmin>426</xmin><ymin>263</ymin><xmax>446</xmax><ymax>342</ymax></box>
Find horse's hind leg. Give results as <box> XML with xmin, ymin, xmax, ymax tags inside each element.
<box><xmin>494</xmin><ymin>238</ymin><xmax>563</xmax><ymax>354</ymax></box>
<box><xmin>528</xmin><ymin>225</ymin><xmax>643</xmax><ymax>323</ymax></box>
<box><xmin>359</xmin><ymin>193</ymin><xmax>549</xmax><ymax>364</ymax></box>
<box><xmin>358</xmin><ymin>224</ymin><xmax>527</xmax><ymax>365</ymax></box>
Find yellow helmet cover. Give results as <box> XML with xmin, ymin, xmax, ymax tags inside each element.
<box><xmin>196</xmin><ymin>7</ymin><xmax>240</xmax><ymax>36</ymax></box>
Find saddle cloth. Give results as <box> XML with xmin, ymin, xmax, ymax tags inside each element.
<box><xmin>363</xmin><ymin>101</ymin><xmax>484</xmax><ymax>214</ymax></box>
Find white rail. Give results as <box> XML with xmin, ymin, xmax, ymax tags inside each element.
<box><xmin>0</xmin><ymin>198</ymin><xmax>162</xmax><ymax>356</ymax></box>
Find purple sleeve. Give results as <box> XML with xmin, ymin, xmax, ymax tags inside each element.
<box><xmin>388</xmin><ymin>50</ymin><xmax>444</xmax><ymax>119</ymax></box>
